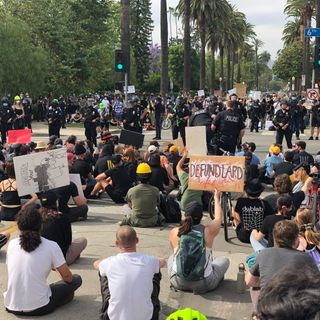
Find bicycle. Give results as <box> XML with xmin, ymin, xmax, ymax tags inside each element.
<box><xmin>161</xmin><ymin>116</ymin><xmax>172</xmax><ymax>130</ymax></box>
<box><xmin>207</xmin><ymin>147</ymin><xmax>234</xmax><ymax>242</ymax></box>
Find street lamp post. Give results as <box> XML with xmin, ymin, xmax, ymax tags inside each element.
<box><xmin>292</xmin><ymin>76</ymin><xmax>295</xmax><ymax>92</ymax></box>
<box><xmin>219</xmin><ymin>77</ymin><xmax>223</xmax><ymax>95</ymax></box>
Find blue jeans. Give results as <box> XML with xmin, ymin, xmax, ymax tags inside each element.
<box><xmin>250</xmin><ymin>233</ymin><xmax>268</xmax><ymax>252</ymax></box>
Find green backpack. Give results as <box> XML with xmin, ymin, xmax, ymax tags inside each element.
<box><xmin>176</xmin><ymin>228</ymin><xmax>207</xmax><ymax>281</ymax></box>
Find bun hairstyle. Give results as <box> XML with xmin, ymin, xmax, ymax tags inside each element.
<box><xmin>277</xmin><ymin>195</ymin><xmax>292</xmax><ymax>216</ymax></box>
<box><xmin>17</xmin><ymin>207</ymin><xmax>42</xmax><ymax>253</ymax></box>
<box><xmin>178</xmin><ymin>201</ymin><xmax>203</xmax><ymax>237</ymax></box>
<box><xmin>295</xmin><ymin>208</ymin><xmax>320</xmax><ymax>247</ymax></box>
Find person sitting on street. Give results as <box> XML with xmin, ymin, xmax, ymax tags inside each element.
<box><xmin>121</xmin><ymin>163</ymin><xmax>162</xmax><ymax>227</ymax></box>
<box><xmin>91</xmin><ymin>154</ymin><xmax>132</xmax><ymax>203</ymax></box>
<box><xmin>236</xmin><ymin>142</ymin><xmax>261</xmax><ymax>166</ymax></box>
<box><xmin>70</xmin><ymin>143</ymin><xmax>96</xmax><ymax>197</ymax></box>
<box><xmin>148</xmin><ymin>153</ymin><xmax>169</xmax><ymax>193</ymax></box>
<box><xmin>39</xmin><ymin>191</ymin><xmax>87</xmax><ymax>265</ymax></box>
<box><xmin>4</xmin><ymin>207</ymin><xmax>82</xmax><ymax>316</ymax></box>
<box><xmin>263</xmin><ymin>145</ymin><xmax>283</xmax><ymax>184</ymax></box>
<box><xmin>292</xmin><ymin>140</ymin><xmax>314</xmax><ymax>166</ymax></box>
<box><xmin>233</xmin><ymin>179</ymin><xmax>274</xmax><ymax>243</ymax></box>
<box><xmin>122</xmin><ymin>146</ymin><xmax>138</xmax><ymax>184</ymax></box>
<box><xmin>93</xmin><ymin>143</ymin><xmax>115</xmax><ymax>177</ymax></box>
<box><xmin>168</xmin><ymin>191</ymin><xmax>230</xmax><ymax>293</ymax></box>
<box><xmin>272</xmin><ymin>150</ymin><xmax>294</xmax><ymax>178</ymax></box>
<box><xmin>94</xmin><ymin>226</ymin><xmax>165</xmax><ymax>320</ymax></box>
<box><xmin>250</xmin><ymin>195</ymin><xmax>292</xmax><ymax>252</ymax></box>
<box><xmin>176</xmin><ymin>148</ymin><xmax>203</xmax><ymax>211</ymax></box>
<box><xmin>167</xmin><ymin>145</ymin><xmax>181</xmax><ymax>176</ymax></box>
<box><xmin>54</xmin><ymin>181</ymin><xmax>88</xmax><ymax>223</ymax></box>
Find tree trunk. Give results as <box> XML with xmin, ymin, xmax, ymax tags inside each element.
<box><xmin>236</xmin><ymin>50</ymin><xmax>241</xmax><ymax>83</ymax></box>
<box><xmin>231</xmin><ymin>52</ymin><xmax>236</xmax><ymax>87</ymax></box>
<box><xmin>210</xmin><ymin>40</ymin><xmax>215</xmax><ymax>94</ymax></box>
<box><xmin>160</xmin><ymin>0</ymin><xmax>169</xmax><ymax>98</ymax></box>
<box><xmin>255</xmin><ymin>47</ymin><xmax>259</xmax><ymax>90</ymax></box>
<box><xmin>199</xmin><ymin>19</ymin><xmax>206</xmax><ymax>90</ymax></box>
<box><xmin>226</xmin><ymin>50</ymin><xmax>231</xmax><ymax>91</ymax></box>
<box><xmin>220</xmin><ymin>46</ymin><xmax>224</xmax><ymax>93</ymax></box>
<box><xmin>121</xmin><ymin>0</ymin><xmax>130</xmax><ymax>83</ymax></box>
<box><xmin>183</xmin><ymin>0</ymin><xmax>191</xmax><ymax>94</ymax></box>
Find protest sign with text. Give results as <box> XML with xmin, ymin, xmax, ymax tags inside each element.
<box><xmin>8</xmin><ymin>129</ymin><xmax>32</xmax><ymax>144</ymax></box>
<box><xmin>188</xmin><ymin>155</ymin><xmax>245</xmax><ymax>192</ymax></box>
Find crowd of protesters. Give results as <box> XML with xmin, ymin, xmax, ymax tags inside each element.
<box><xmin>0</xmin><ymin>90</ymin><xmax>319</xmax><ymax>320</ymax></box>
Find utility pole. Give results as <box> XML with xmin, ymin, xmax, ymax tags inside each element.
<box><xmin>315</xmin><ymin>0</ymin><xmax>320</xmax><ymax>86</ymax></box>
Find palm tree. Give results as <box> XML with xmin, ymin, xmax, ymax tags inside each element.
<box><xmin>177</xmin><ymin>0</ymin><xmax>191</xmax><ymax>93</ymax></box>
<box><xmin>282</xmin><ymin>18</ymin><xmax>301</xmax><ymax>46</ymax></box>
<box><xmin>120</xmin><ymin>0</ymin><xmax>130</xmax><ymax>83</ymax></box>
<box><xmin>160</xmin><ymin>0</ymin><xmax>169</xmax><ymax>98</ymax></box>
<box><xmin>252</xmin><ymin>38</ymin><xmax>264</xmax><ymax>90</ymax></box>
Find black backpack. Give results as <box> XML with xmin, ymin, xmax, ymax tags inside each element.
<box><xmin>159</xmin><ymin>193</ymin><xmax>181</xmax><ymax>223</ymax></box>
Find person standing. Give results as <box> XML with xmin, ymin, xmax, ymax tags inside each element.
<box><xmin>273</xmin><ymin>99</ymin><xmax>293</xmax><ymax>149</ymax></box>
<box><xmin>211</xmin><ymin>100</ymin><xmax>245</xmax><ymax>155</ymax></box>
<box><xmin>168</xmin><ymin>97</ymin><xmax>190</xmax><ymax>146</ymax></box>
<box><xmin>83</xmin><ymin>103</ymin><xmax>100</xmax><ymax>146</ymax></box>
<box><xmin>123</xmin><ymin>98</ymin><xmax>147</xmax><ymax>134</ymax></box>
<box><xmin>12</xmin><ymin>95</ymin><xmax>25</xmax><ymax>130</ymax></box>
<box><xmin>0</xmin><ymin>97</ymin><xmax>14</xmax><ymax>143</ymax></box>
<box><xmin>22</xmin><ymin>96</ymin><xmax>32</xmax><ymax>130</ymax></box>
<box><xmin>47</xmin><ymin>99</ymin><xmax>62</xmax><ymax>138</ymax></box>
<box><xmin>152</xmin><ymin>96</ymin><xmax>165</xmax><ymax>140</ymax></box>
<box><xmin>309</xmin><ymin>98</ymin><xmax>320</xmax><ymax>140</ymax></box>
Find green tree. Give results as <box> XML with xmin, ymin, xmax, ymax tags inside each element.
<box><xmin>130</xmin><ymin>0</ymin><xmax>153</xmax><ymax>88</ymax></box>
<box><xmin>272</xmin><ymin>41</ymin><xmax>303</xmax><ymax>81</ymax></box>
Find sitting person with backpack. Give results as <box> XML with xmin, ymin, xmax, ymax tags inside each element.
<box><xmin>168</xmin><ymin>191</ymin><xmax>230</xmax><ymax>293</ymax></box>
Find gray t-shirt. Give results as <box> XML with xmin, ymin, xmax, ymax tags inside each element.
<box><xmin>250</xmin><ymin>247</ymin><xmax>318</xmax><ymax>289</ymax></box>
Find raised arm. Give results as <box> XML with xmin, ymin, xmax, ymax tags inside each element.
<box><xmin>176</xmin><ymin>148</ymin><xmax>188</xmax><ymax>175</ymax></box>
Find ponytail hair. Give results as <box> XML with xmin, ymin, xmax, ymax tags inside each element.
<box><xmin>295</xmin><ymin>208</ymin><xmax>320</xmax><ymax>247</ymax></box>
<box><xmin>178</xmin><ymin>216</ymin><xmax>194</xmax><ymax>237</ymax></box>
<box><xmin>17</xmin><ymin>207</ymin><xmax>42</xmax><ymax>253</ymax></box>
<box><xmin>277</xmin><ymin>195</ymin><xmax>292</xmax><ymax>217</ymax></box>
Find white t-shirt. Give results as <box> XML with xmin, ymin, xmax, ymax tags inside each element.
<box><xmin>99</xmin><ymin>252</ymin><xmax>160</xmax><ymax>320</ymax></box>
<box><xmin>4</xmin><ymin>237</ymin><xmax>66</xmax><ymax>311</ymax></box>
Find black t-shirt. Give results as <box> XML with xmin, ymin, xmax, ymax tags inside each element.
<box><xmin>260</xmin><ymin>215</ymin><xmax>286</xmax><ymax>247</ymax></box>
<box><xmin>94</xmin><ymin>155</ymin><xmax>114</xmax><ymax>177</ymax></box>
<box><xmin>41</xmin><ymin>214</ymin><xmax>72</xmax><ymax>257</ymax></box>
<box><xmin>273</xmin><ymin>162</ymin><xmax>294</xmax><ymax>177</ymax></box>
<box><xmin>70</xmin><ymin>159</ymin><xmax>92</xmax><ymax>184</ymax></box>
<box><xmin>292</xmin><ymin>151</ymin><xmax>314</xmax><ymax>166</ymax></box>
<box><xmin>149</xmin><ymin>166</ymin><xmax>169</xmax><ymax>192</ymax></box>
<box><xmin>167</xmin><ymin>153</ymin><xmax>181</xmax><ymax>176</ymax></box>
<box><xmin>235</xmin><ymin>197</ymin><xmax>274</xmax><ymax>232</ymax></box>
<box><xmin>54</xmin><ymin>182</ymin><xmax>79</xmax><ymax>213</ymax></box>
<box><xmin>104</xmin><ymin>165</ymin><xmax>132</xmax><ymax>196</ymax></box>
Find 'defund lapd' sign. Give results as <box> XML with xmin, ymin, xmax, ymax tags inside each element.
<box><xmin>188</xmin><ymin>156</ymin><xmax>245</xmax><ymax>193</ymax></box>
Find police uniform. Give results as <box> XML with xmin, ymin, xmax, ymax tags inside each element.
<box><xmin>47</xmin><ymin>101</ymin><xmax>62</xmax><ymax>138</ymax></box>
<box><xmin>171</xmin><ymin>102</ymin><xmax>190</xmax><ymax>145</ymax></box>
<box><xmin>212</xmin><ymin>109</ymin><xmax>245</xmax><ymax>154</ymax></box>
<box><xmin>189</xmin><ymin>106</ymin><xmax>214</xmax><ymax>154</ymax></box>
<box><xmin>273</xmin><ymin>107</ymin><xmax>293</xmax><ymax>149</ymax></box>
<box><xmin>123</xmin><ymin>102</ymin><xmax>146</xmax><ymax>133</ymax></box>
<box><xmin>22</xmin><ymin>98</ymin><xmax>33</xmax><ymax>130</ymax></box>
<box><xmin>248</xmin><ymin>102</ymin><xmax>262</xmax><ymax>133</ymax></box>
<box><xmin>83</xmin><ymin>106</ymin><xmax>100</xmax><ymax>146</ymax></box>
<box><xmin>58</xmin><ymin>97</ymin><xmax>66</xmax><ymax>128</ymax></box>
<box><xmin>0</xmin><ymin>98</ymin><xmax>14</xmax><ymax>143</ymax></box>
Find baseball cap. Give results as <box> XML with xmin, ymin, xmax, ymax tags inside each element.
<box><xmin>270</xmin><ymin>146</ymin><xmax>280</xmax><ymax>155</ymax></box>
<box><xmin>169</xmin><ymin>145</ymin><xmax>179</xmax><ymax>153</ymax></box>
<box><xmin>148</xmin><ymin>145</ymin><xmax>158</xmax><ymax>154</ymax></box>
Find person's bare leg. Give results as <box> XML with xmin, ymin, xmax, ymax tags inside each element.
<box><xmin>91</xmin><ymin>182</ymin><xmax>103</xmax><ymax>195</ymax></box>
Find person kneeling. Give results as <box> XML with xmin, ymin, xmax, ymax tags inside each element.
<box><xmin>168</xmin><ymin>191</ymin><xmax>230</xmax><ymax>293</ymax></box>
<box><xmin>4</xmin><ymin>207</ymin><xmax>82</xmax><ymax>316</ymax></box>
<box><xmin>120</xmin><ymin>163</ymin><xmax>163</xmax><ymax>227</ymax></box>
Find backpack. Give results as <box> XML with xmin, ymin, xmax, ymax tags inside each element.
<box><xmin>176</xmin><ymin>228</ymin><xmax>207</xmax><ymax>281</ymax></box>
<box><xmin>159</xmin><ymin>193</ymin><xmax>181</xmax><ymax>223</ymax></box>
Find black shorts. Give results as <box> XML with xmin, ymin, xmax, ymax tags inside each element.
<box><xmin>311</xmin><ymin>117</ymin><xmax>320</xmax><ymax>127</ymax></box>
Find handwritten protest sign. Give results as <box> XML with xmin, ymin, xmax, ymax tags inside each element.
<box><xmin>188</xmin><ymin>155</ymin><xmax>245</xmax><ymax>192</ymax></box>
<box><xmin>8</xmin><ymin>129</ymin><xmax>32</xmax><ymax>144</ymax></box>
<box><xmin>186</xmin><ymin>126</ymin><xmax>207</xmax><ymax>156</ymax></box>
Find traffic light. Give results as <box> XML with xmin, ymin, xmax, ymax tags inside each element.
<box><xmin>315</xmin><ymin>44</ymin><xmax>320</xmax><ymax>70</ymax></box>
<box><xmin>115</xmin><ymin>49</ymin><xmax>125</xmax><ymax>72</ymax></box>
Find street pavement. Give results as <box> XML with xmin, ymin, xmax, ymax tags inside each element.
<box><xmin>0</xmin><ymin>123</ymin><xmax>319</xmax><ymax>320</ymax></box>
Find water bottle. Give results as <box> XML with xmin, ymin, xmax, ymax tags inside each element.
<box><xmin>237</xmin><ymin>263</ymin><xmax>246</xmax><ymax>294</ymax></box>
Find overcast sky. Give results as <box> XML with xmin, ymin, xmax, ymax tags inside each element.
<box><xmin>151</xmin><ymin>0</ymin><xmax>288</xmax><ymax>60</ymax></box>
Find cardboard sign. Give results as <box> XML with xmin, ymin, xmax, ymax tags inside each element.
<box><xmin>188</xmin><ymin>155</ymin><xmax>245</xmax><ymax>192</ymax></box>
<box><xmin>8</xmin><ymin>129</ymin><xmax>32</xmax><ymax>144</ymax></box>
<box><xmin>235</xmin><ymin>83</ymin><xmax>247</xmax><ymax>99</ymax></box>
<box><xmin>186</xmin><ymin>126</ymin><xmax>207</xmax><ymax>156</ymax></box>
<box><xmin>197</xmin><ymin>90</ymin><xmax>205</xmax><ymax>97</ymax></box>
<box><xmin>13</xmin><ymin>148</ymin><xmax>70</xmax><ymax>196</ymax></box>
<box><xmin>119</xmin><ymin>129</ymin><xmax>144</xmax><ymax>149</ymax></box>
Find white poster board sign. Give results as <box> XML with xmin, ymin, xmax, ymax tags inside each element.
<box><xmin>228</xmin><ymin>88</ymin><xmax>236</xmax><ymax>95</ymax></box>
<box><xmin>186</xmin><ymin>126</ymin><xmax>207</xmax><ymax>156</ymax></box>
<box><xmin>127</xmin><ymin>85</ymin><xmax>136</xmax><ymax>94</ymax></box>
<box><xmin>68</xmin><ymin>174</ymin><xmax>84</xmax><ymax>204</ymax></box>
<box><xmin>13</xmin><ymin>149</ymin><xmax>70</xmax><ymax>196</ymax></box>
<box><xmin>252</xmin><ymin>91</ymin><xmax>262</xmax><ymax>101</ymax></box>
<box><xmin>197</xmin><ymin>90</ymin><xmax>205</xmax><ymax>97</ymax></box>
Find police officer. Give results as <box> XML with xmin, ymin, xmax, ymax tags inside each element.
<box><xmin>168</xmin><ymin>97</ymin><xmax>190</xmax><ymax>145</ymax></box>
<box><xmin>22</xmin><ymin>97</ymin><xmax>33</xmax><ymax>130</ymax></box>
<box><xmin>123</xmin><ymin>97</ymin><xmax>147</xmax><ymax>133</ymax></box>
<box><xmin>152</xmin><ymin>96</ymin><xmax>165</xmax><ymax>140</ymax></box>
<box><xmin>58</xmin><ymin>96</ymin><xmax>66</xmax><ymax>129</ymax></box>
<box><xmin>83</xmin><ymin>103</ymin><xmax>100</xmax><ymax>146</ymax></box>
<box><xmin>0</xmin><ymin>97</ymin><xmax>15</xmax><ymax>143</ymax></box>
<box><xmin>47</xmin><ymin>99</ymin><xmax>62</xmax><ymax>138</ymax></box>
<box><xmin>211</xmin><ymin>100</ymin><xmax>245</xmax><ymax>155</ymax></box>
<box><xmin>272</xmin><ymin>99</ymin><xmax>293</xmax><ymax>149</ymax></box>
<box><xmin>189</xmin><ymin>101</ymin><xmax>214</xmax><ymax>154</ymax></box>
<box><xmin>248</xmin><ymin>100</ymin><xmax>262</xmax><ymax>133</ymax></box>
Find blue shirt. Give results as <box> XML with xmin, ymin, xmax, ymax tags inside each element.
<box><xmin>264</xmin><ymin>155</ymin><xmax>283</xmax><ymax>177</ymax></box>
<box><xmin>236</xmin><ymin>151</ymin><xmax>261</xmax><ymax>166</ymax></box>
